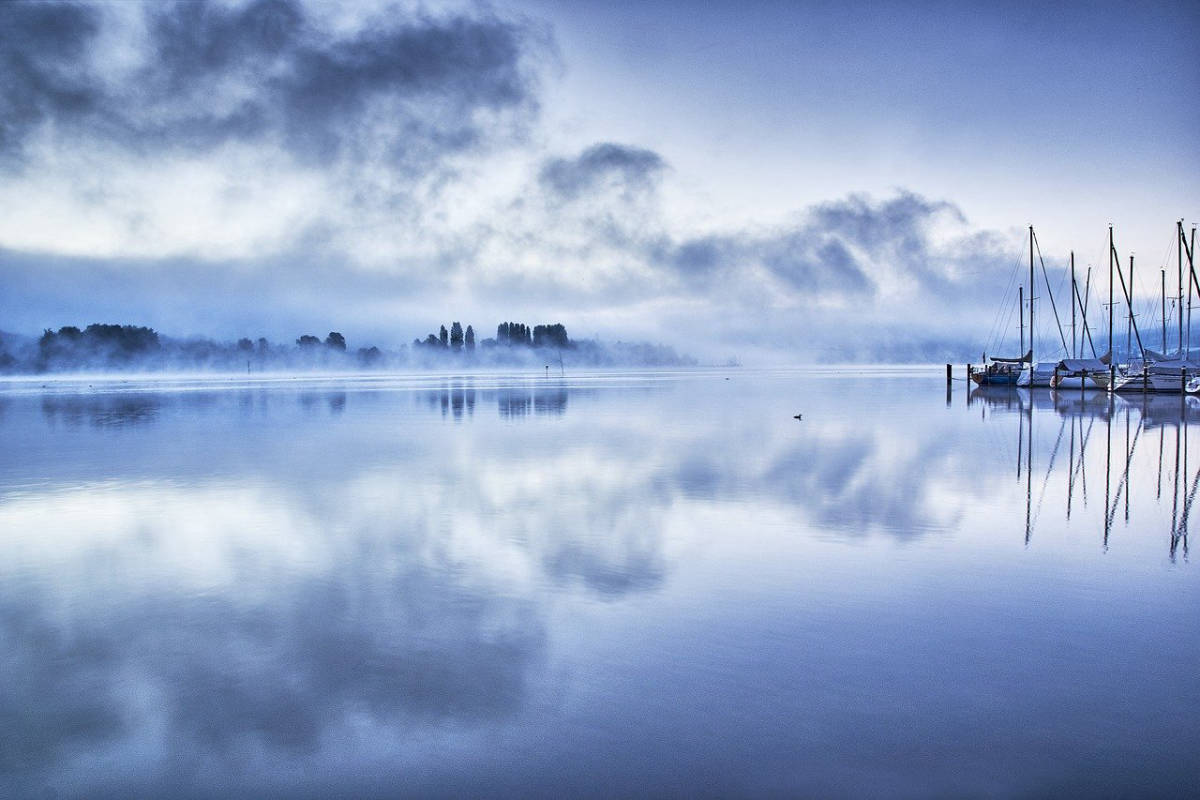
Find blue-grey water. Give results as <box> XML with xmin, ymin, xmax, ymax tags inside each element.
<box><xmin>1</xmin><ymin>368</ymin><xmax>1197</xmax><ymax>798</ymax></box>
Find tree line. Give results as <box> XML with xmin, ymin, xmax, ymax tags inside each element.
<box><xmin>0</xmin><ymin>318</ymin><xmax>699</xmax><ymax>373</ymax></box>
<box><xmin>414</xmin><ymin>321</ymin><xmax>570</xmax><ymax>350</ymax></box>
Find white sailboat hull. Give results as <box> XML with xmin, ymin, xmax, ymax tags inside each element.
<box><xmin>1110</xmin><ymin>370</ymin><xmax>1194</xmax><ymax>393</ymax></box>
<box><xmin>1016</xmin><ymin>363</ymin><xmax>1058</xmax><ymax>388</ymax></box>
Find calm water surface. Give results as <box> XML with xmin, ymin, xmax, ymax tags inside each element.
<box><xmin>0</xmin><ymin>369</ymin><xmax>1196</xmax><ymax>798</ymax></box>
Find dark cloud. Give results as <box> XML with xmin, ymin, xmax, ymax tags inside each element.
<box><xmin>654</xmin><ymin>190</ymin><xmax>1010</xmax><ymax>306</ymax></box>
<box><xmin>528</xmin><ymin>145</ymin><xmax>998</xmax><ymax>311</ymax></box>
<box><xmin>0</xmin><ymin>0</ymin><xmax>542</xmax><ymax>169</ymax></box>
<box><xmin>809</xmin><ymin>192</ymin><xmax>962</xmax><ymax>252</ymax></box>
<box><xmin>0</xmin><ymin>1</ymin><xmax>102</xmax><ymax>158</ymax></box>
<box><xmin>757</xmin><ymin>231</ymin><xmax>874</xmax><ymax>295</ymax></box>
<box><xmin>538</xmin><ymin>142</ymin><xmax>666</xmax><ymax>200</ymax></box>
<box><xmin>668</xmin><ymin>236</ymin><xmax>728</xmax><ymax>275</ymax></box>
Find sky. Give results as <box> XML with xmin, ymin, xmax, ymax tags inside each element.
<box><xmin>0</xmin><ymin>0</ymin><xmax>1196</xmax><ymax>361</ymax></box>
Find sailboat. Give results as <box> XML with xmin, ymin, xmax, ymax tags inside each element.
<box><xmin>972</xmin><ymin>280</ymin><xmax>1031</xmax><ymax>386</ymax></box>
<box><xmin>1016</xmin><ymin>226</ymin><xmax>1074</xmax><ymax>388</ymax></box>
<box><xmin>1097</xmin><ymin>222</ymin><xmax>1199</xmax><ymax>393</ymax></box>
<box><xmin>972</xmin><ymin>349</ymin><xmax>1032</xmax><ymax>386</ymax></box>
<box><xmin>1049</xmin><ymin>255</ymin><xmax>1107</xmax><ymax>390</ymax></box>
<box><xmin>1052</xmin><ymin>353</ymin><xmax>1110</xmax><ymax>389</ymax></box>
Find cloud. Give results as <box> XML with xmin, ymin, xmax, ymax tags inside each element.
<box><xmin>538</xmin><ymin>142</ymin><xmax>666</xmax><ymax>201</ymax></box>
<box><xmin>0</xmin><ymin>0</ymin><xmax>541</xmax><ymax>167</ymax></box>
<box><xmin>0</xmin><ymin>0</ymin><xmax>549</xmax><ymax>265</ymax></box>
<box><xmin>0</xmin><ymin>1</ymin><xmax>103</xmax><ymax>160</ymax></box>
<box><xmin>656</xmin><ymin>191</ymin><xmax>988</xmax><ymax>302</ymax></box>
<box><xmin>0</xmin><ymin>2</ymin><xmax>1027</xmax><ymax>361</ymax></box>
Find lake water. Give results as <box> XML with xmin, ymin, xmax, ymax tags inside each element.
<box><xmin>1</xmin><ymin>368</ymin><xmax>1197</xmax><ymax>798</ymax></box>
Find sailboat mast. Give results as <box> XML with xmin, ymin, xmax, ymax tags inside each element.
<box><xmin>1179</xmin><ymin>220</ymin><xmax>1185</xmax><ymax>353</ymax></box>
<box><xmin>1019</xmin><ymin>285</ymin><xmax>1025</xmax><ymax>355</ymax></box>
<box><xmin>1075</xmin><ymin>255</ymin><xmax>1084</xmax><ymax>357</ymax></box>
<box><xmin>1029</xmin><ymin>225</ymin><xmax>1035</xmax><ymax>369</ymax></box>
<box><xmin>1074</xmin><ymin>265</ymin><xmax>1097</xmax><ymax>358</ymax></box>
<box><xmin>1162</xmin><ymin>268</ymin><xmax>1167</xmax><ymax>354</ymax></box>
<box><xmin>1109</xmin><ymin>225</ymin><xmax>1115</xmax><ymax>386</ymax></box>
<box><xmin>1126</xmin><ymin>249</ymin><xmax>1133</xmax><ymax>356</ymax></box>
<box><xmin>1191</xmin><ymin>225</ymin><xmax>1197</xmax><ymax>358</ymax></box>
<box><xmin>1111</xmin><ymin>236</ymin><xmax>1146</xmax><ymax>359</ymax></box>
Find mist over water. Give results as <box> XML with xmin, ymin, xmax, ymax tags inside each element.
<box><xmin>1</xmin><ymin>369</ymin><xmax>1197</xmax><ymax>797</ymax></box>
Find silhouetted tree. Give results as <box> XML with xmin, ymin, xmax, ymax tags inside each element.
<box><xmin>82</xmin><ymin>324</ymin><xmax>159</xmax><ymax>356</ymax></box>
<box><xmin>450</xmin><ymin>321</ymin><xmax>463</xmax><ymax>349</ymax></box>
<box><xmin>439</xmin><ymin>325</ymin><xmax>448</xmax><ymax>348</ymax></box>
<box><xmin>237</xmin><ymin>338</ymin><xmax>254</xmax><ymax>352</ymax></box>
<box><xmin>533</xmin><ymin>323</ymin><xmax>569</xmax><ymax>348</ymax></box>
<box><xmin>297</xmin><ymin>335</ymin><xmax>321</xmax><ymax>348</ymax></box>
<box><xmin>357</xmin><ymin>346</ymin><xmax>382</xmax><ymax>365</ymax></box>
<box><xmin>36</xmin><ymin>324</ymin><xmax>160</xmax><ymax>369</ymax></box>
<box><xmin>325</xmin><ymin>331</ymin><xmax>346</xmax><ymax>351</ymax></box>
<box><xmin>425</xmin><ymin>333</ymin><xmax>440</xmax><ymax>347</ymax></box>
<box><xmin>256</xmin><ymin>337</ymin><xmax>269</xmax><ymax>355</ymax></box>
<box><xmin>465</xmin><ymin>325</ymin><xmax>475</xmax><ymax>350</ymax></box>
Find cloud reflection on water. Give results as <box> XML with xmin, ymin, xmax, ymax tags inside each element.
<box><xmin>0</xmin><ymin>373</ymin><xmax>1197</xmax><ymax>795</ymax></box>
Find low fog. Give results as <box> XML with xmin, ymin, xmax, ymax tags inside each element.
<box><xmin>0</xmin><ymin>320</ymin><xmax>696</xmax><ymax>375</ymax></box>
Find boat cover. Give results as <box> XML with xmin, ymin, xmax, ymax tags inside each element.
<box><xmin>1145</xmin><ymin>358</ymin><xmax>1200</xmax><ymax>375</ymax></box>
<box><xmin>1056</xmin><ymin>358</ymin><xmax>1108</xmax><ymax>373</ymax></box>
<box><xmin>990</xmin><ymin>349</ymin><xmax>1032</xmax><ymax>363</ymax></box>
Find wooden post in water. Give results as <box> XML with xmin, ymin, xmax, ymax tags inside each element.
<box><xmin>946</xmin><ymin>363</ymin><xmax>952</xmax><ymax>386</ymax></box>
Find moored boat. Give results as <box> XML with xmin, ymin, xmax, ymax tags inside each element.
<box><xmin>1049</xmin><ymin>354</ymin><xmax>1109</xmax><ymax>390</ymax></box>
<box><xmin>1104</xmin><ymin>356</ymin><xmax>1199</xmax><ymax>393</ymax></box>
<box><xmin>971</xmin><ymin>350</ymin><xmax>1031</xmax><ymax>386</ymax></box>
